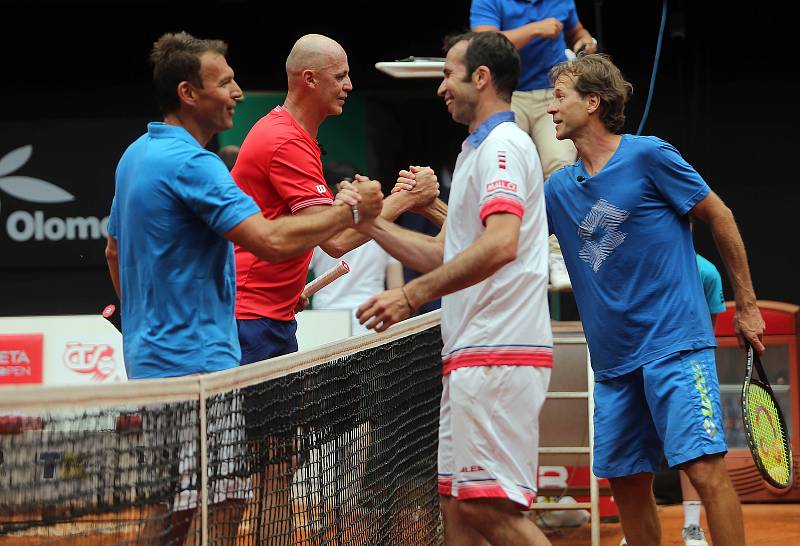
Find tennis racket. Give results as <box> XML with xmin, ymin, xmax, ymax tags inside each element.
<box><xmin>741</xmin><ymin>342</ymin><xmax>793</xmax><ymax>490</ymax></box>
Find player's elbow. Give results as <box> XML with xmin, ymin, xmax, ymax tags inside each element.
<box><xmin>320</xmin><ymin>240</ymin><xmax>347</xmax><ymax>259</ymax></box>
<box><xmin>104</xmin><ymin>238</ymin><xmax>118</xmax><ymax>263</ymax></box>
<box><xmin>253</xmin><ymin>230</ymin><xmax>293</xmax><ymax>263</ymax></box>
<box><xmin>496</xmin><ymin>240</ymin><xmax>518</xmax><ymax>266</ymax></box>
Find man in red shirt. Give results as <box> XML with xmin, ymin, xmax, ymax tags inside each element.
<box><xmin>231</xmin><ymin>34</ymin><xmax>441</xmax><ymax>542</ymax></box>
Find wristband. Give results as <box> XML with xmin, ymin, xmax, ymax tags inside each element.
<box><xmin>351</xmin><ymin>203</ymin><xmax>360</xmax><ymax>224</ymax></box>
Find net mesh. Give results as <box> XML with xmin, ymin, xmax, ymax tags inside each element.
<box><xmin>744</xmin><ymin>381</ymin><xmax>792</xmax><ymax>488</ymax></box>
<box><xmin>0</xmin><ymin>319</ymin><xmax>444</xmax><ymax>545</ymax></box>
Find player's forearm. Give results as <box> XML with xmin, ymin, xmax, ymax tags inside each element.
<box><xmin>475</xmin><ymin>24</ymin><xmax>539</xmax><ymax>49</ymax></box>
<box><xmin>404</xmin><ymin>228</ymin><xmax>516</xmax><ymax>310</ymax></box>
<box><xmin>709</xmin><ymin>208</ymin><xmax>757</xmax><ymax>308</ymax></box>
<box><xmin>361</xmin><ymin>216</ymin><xmax>443</xmax><ymax>274</ymax></box>
<box><xmin>230</xmin><ymin>206</ymin><xmax>353</xmax><ymax>263</ymax></box>
<box><xmin>418</xmin><ymin>198</ymin><xmax>448</xmax><ymax>228</ymax></box>
<box><xmin>322</xmin><ymin>190</ymin><xmax>417</xmax><ymax>256</ymax></box>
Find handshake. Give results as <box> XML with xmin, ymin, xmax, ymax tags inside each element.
<box><xmin>333</xmin><ymin>166</ymin><xmax>439</xmax><ymax>227</ymax></box>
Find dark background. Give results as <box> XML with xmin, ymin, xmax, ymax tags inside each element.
<box><xmin>1</xmin><ymin>0</ymin><xmax>797</xmax><ymax>316</ymax></box>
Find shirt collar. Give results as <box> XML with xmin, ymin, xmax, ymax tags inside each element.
<box><xmin>147</xmin><ymin>122</ymin><xmax>202</xmax><ymax>148</ymax></box>
<box><xmin>466</xmin><ymin>111</ymin><xmax>515</xmax><ymax>148</ymax></box>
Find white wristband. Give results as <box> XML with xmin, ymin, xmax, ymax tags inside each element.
<box><xmin>351</xmin><ymin>203</ymin><xmax>360</xmax><ymax>224</ymax></box>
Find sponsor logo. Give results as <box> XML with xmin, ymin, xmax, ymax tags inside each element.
<box><xmin>498</xmin><ymin>150</ymin><xmax>507</xmax><ymax>170</ymax></box>
<box><xmin>692</xmin><ymin>361</ymin><xmax>717</xmax><ymax>437</ymax></box>
<box><xmin>486</xmin><ymin>180</ymin><xmax>517</xmax><ymax>193</ymax></box>
<box><xmin>63</xmin><ymin>342</ymin><xmax>116</xmax><ymax>380</ymax></box>
<box><xmin>38</xmin><ymin>451</ymin><xmax>89</xmax><ymax>480</ymax></box>
<box><xmin>459</xmin><ymin>465</ymin><xmax>486</xmax><ymax>473</ymax></box>
<box><xmin>578</xmin><ymin>199</ymin><xmax>630</xmax><ymax>272</ymax></box>
<box><xmin>0</xmin><ymin>334</ymin><xmax>43</xmax><ymax>384</ymax></box>
<box><xmin>0</xmin><ymin>145</ymin><xmax>109</xmax><ymax>242</ymax></box>
<box><xmin>316</xmin><ymin>184</ymin><xmax>327</xmax><ymax>194</ymax></box>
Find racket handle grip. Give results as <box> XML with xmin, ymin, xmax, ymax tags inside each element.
<box><xmin>303</xmin><ymin>261</ymin><xmax>350</xmax><ymax>298</ymax></box>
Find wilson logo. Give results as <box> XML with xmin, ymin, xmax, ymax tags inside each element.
<box><xmin>316</xmin><ymin>184</ymin><xmax>327</xmax><ymax>194</ymax></box>
<box><xmin>63</xmin><ymin>343</ymin><xmax>116</xmax><ymax>380</ymax></box>
<box><xmin>486</xmin><ymin>180</ymin><xmax>517</xmax><ymax>193</ymax></box>
<box><xmin>0</xmin><ymin>145</ymin><xmax>109</xmax><ymax>242</ymax></box>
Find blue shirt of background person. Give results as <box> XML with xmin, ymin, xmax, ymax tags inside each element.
<box><xmin>108</xmin><ymin>122</ymin><xmax>260</xmax><ymax>379</ymax></box>
<box><xmin>545</xmin><ymin>135</ymin><xmax>717</xmax><ymax>381</ymax></box>
<box><xmin>470</xmin><ymin>0</ymin><xmax>578</xmax><ymax>91</ymax></box>
<box><xmin>696</xmin><ymin>254</ymin><xmax>726</xmax><ymax>315</ymax></box>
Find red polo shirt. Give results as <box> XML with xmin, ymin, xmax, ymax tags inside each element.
<box><xmin>232</xmin><ymin>106</ymin><xmax>334</xmax><ymax>321</ymax></box>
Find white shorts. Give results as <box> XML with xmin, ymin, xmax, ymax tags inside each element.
<box><xmin>142</xmin><ymin>394</ymin><xmax>251</xmax><ymax>511</ymax></box>
<box><xmin>437</xmin><ymin>365</ymin><xmax>550</xmax><ymax>509</ymax></box>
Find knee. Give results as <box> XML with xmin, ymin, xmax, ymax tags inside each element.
<box><xmin>609</xmin><ymin>473</ymin><xmax>655</xmax><ymax>499</ymax></box>
<box><xmin>684</xmin><ymin>455</ymin><xmax>731</xmax><ymax>496</ymax></box>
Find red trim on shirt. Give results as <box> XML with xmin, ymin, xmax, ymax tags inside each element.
<box><xmin>480</xmin><ymin>197</ymin><xmax>524</xmax><ymax>224</ymax></box>
<box><xmin>442</xmin><ymin>347</ymin><xmax>553</xmax><ymax>375</ymax></box>
<box><xmin>290</xmin><ymin>197</ymin><xmax>334</xmax><ymax>213</ymax></box>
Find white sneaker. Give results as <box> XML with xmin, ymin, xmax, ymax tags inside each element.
<box><xmin>619</xmin><ymin>537</ymin><xmax>627</xmax><ymax>546</ymax></box>
<box><xmin>548</xmin><ymin>251</ymin><xmax>572</xmax><ymax>291</ymax></box>
<box><xmin>682</xmin><ymin>524</ymin><xmax>709</xmax><ymax>546</ymax></box>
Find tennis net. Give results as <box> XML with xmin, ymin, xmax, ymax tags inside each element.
<box><xmin>0</xmin><ymin>311</ymin><xmax>444</xmax><ymax>545</ymax></box>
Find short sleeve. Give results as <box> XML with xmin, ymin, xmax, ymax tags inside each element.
<box><xmin>470</xmin><ymin>0</ymin><xmax>501</xmax><ymax>28</ymax></box>
<box><xmin>563</xmin><ymin>0</ymin><xmax>579</xmax><ymax>31</ymax></box>
<box><xmin>272</xmin><ymin>139</ymin><xmax>334</xmax><ymax>213</ymax></box>
<box><xmin>107</xmin><ymin>195</ymin><xmax>118</xmax><ymax>238</ymax></box>
<box><xmin>176</xmin><ymin>152</ymin><xmax>260</xmax><ymax>236</ymax></box>
<box><xmin>477</xmin><ymin>138</ymin><xmax>528</xmax><ymax>224</ymax></box>
<box><xmin>649</xmin><ymin>138</ymin><xmax>710</xmax><ymax>215</ymax></box>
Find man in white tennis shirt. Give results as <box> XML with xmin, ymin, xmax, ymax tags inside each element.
<box><xmin>356</xmin><ymin>31</ymin><xmax>554</xmax><ymax>546</ymax></box>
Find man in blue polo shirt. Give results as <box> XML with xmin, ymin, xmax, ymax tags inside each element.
<box><xmin>105</xmin><ymin>31</ymin><xmax>382</xmax><ymax>545</ymax></box>
<box><xmin>544</xmin><ymin>54</ymin><xmax>764</xmax><ymax>546</ymax></box>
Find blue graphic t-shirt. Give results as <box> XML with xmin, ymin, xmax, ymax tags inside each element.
<box><xmin>108</xmin><ymin>123</ymin><xmax>260</xmax><ymax>379</ymax></box>
<box><xmin>545</xmin><ymin>135</ymin><xmax>717</xmax><ymax>380</ymax></box>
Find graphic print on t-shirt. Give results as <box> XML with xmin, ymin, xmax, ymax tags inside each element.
<box><xmin>577</xmin><ymin>199</ymin><xmax>630</xmax><ymax>272</ymax></box>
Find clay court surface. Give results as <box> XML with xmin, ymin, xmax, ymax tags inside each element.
<box><xmin>542</xmin><ymin>503</ymin><xmax>800</xmax><ymax>546</ymax></box>
<box><xmin>1</xmin><ymin>502</ymin><xmax>797</xmax><ymax>545</ymax></box>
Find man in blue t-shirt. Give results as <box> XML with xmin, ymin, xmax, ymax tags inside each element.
<box><xmin>105</xmin><ymin>32</ymin><xmax>382</xmax><ymax>546</ymax></box>
<box><xmin>544</xmin><ymin>54</ymin><xmax>764</xmax><ymax>546</ymax></box>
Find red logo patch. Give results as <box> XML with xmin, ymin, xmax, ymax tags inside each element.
<box><xmin>63</xmin><ymin>343</ymin><xmax>116</xmax><ymax>380</ymax></box>
<box><xmin>486</xmin><ymin>180</ymin><xmax>518</xmax><ymax>193</ymax></box>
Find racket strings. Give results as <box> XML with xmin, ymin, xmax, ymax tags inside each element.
<box><xmin>745</xmin><ymin>383</ymin><xmax>792</xmax><ymax>486</ymax></box>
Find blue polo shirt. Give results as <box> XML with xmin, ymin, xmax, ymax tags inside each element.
<box><xmin>108</xmin><ymin>123</ymin><xmax>260</xmax><ymax>379</ymax></box>
<box><xmin>471</xmin><ymin>0</ymin><xmax>578</xmax><ymax>91</ymax></box>
<box><xmin>545</xmin><ymin>135</ymin><xmax>717</xmax><ymax>381</ymax></box>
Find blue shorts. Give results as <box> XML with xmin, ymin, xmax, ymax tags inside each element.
<box><xmin>237</xmin><ymin>317</ymin><xmax>297</xmax><ymax>365</ymax></box>
<box><xmin>592</xmin><ymin>348</ymin><xmax>727</xmax><ymax>478</ymax></box>
<box><xmin>236</xmin><ymin>317</ymin><xmax>298</xmax><ymax>463</ymax></box>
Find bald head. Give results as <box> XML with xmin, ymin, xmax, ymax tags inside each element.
<box><xmin>286</xmin><ymin>34</ymin><xmax>346</xmax><ymax>76</ymax></box>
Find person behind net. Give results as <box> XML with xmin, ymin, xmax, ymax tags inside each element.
<box><xmin>356</xmin><ymin>31</ymin><xmax>555</xmax><ymax>546</ymax></box>
<box><xmin>544</xmin><ymin>53</ymin><xmax>765</xmax><ymax>546</ymax></box>
<box><xmin>104</xmin><ymin>31</ymin><xmax>383</xmax><ymax>546</ymax></box>
<box><xmin>229</xmin><ymin>33</ymin><xmax>440</xmax><ymax>544</ymax></box>
<box><xmin>470</xmin><ymin>0</ymin><xmax>598</xmax><ymax>291</ymax></box>
<box><xmin>309</xmin><ymin>161</ymin><xmax>405</xmax><ymax>336</ymax></box>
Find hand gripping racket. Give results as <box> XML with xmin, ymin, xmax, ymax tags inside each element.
<box><xmin>741</xmin><ymin>342</ymin><xmax>793</xmax><ymax>490</ymax></box>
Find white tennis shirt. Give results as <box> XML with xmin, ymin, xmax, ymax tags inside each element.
<box><xmin>441</xmin><ymin>113</ymin><xmax>553</xmax><ymax>375</ymax></box>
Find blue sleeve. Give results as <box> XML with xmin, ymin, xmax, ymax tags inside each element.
<box><xmin>470</xmin><ymin>0</ymin><xmax>501</xmax><ymax>28</ymax></box>
<box><xmin>564</xmin><ymin>0</ymin><xmax>579</xmax><ymax>31</ymax></box>
<box><xmin>107</xmin><ymin>195</ymin><xmax>118</xmax><ymax>238</ymax></box>
<box><xmin>649</xmin><ymin>138</ymin><xmax>710</xmax><ymax>215</ymax></box>
<box><xmin>176</xmin><ymin>152</ymin><xmax>260</xmax><ymax>236</ymax></box>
